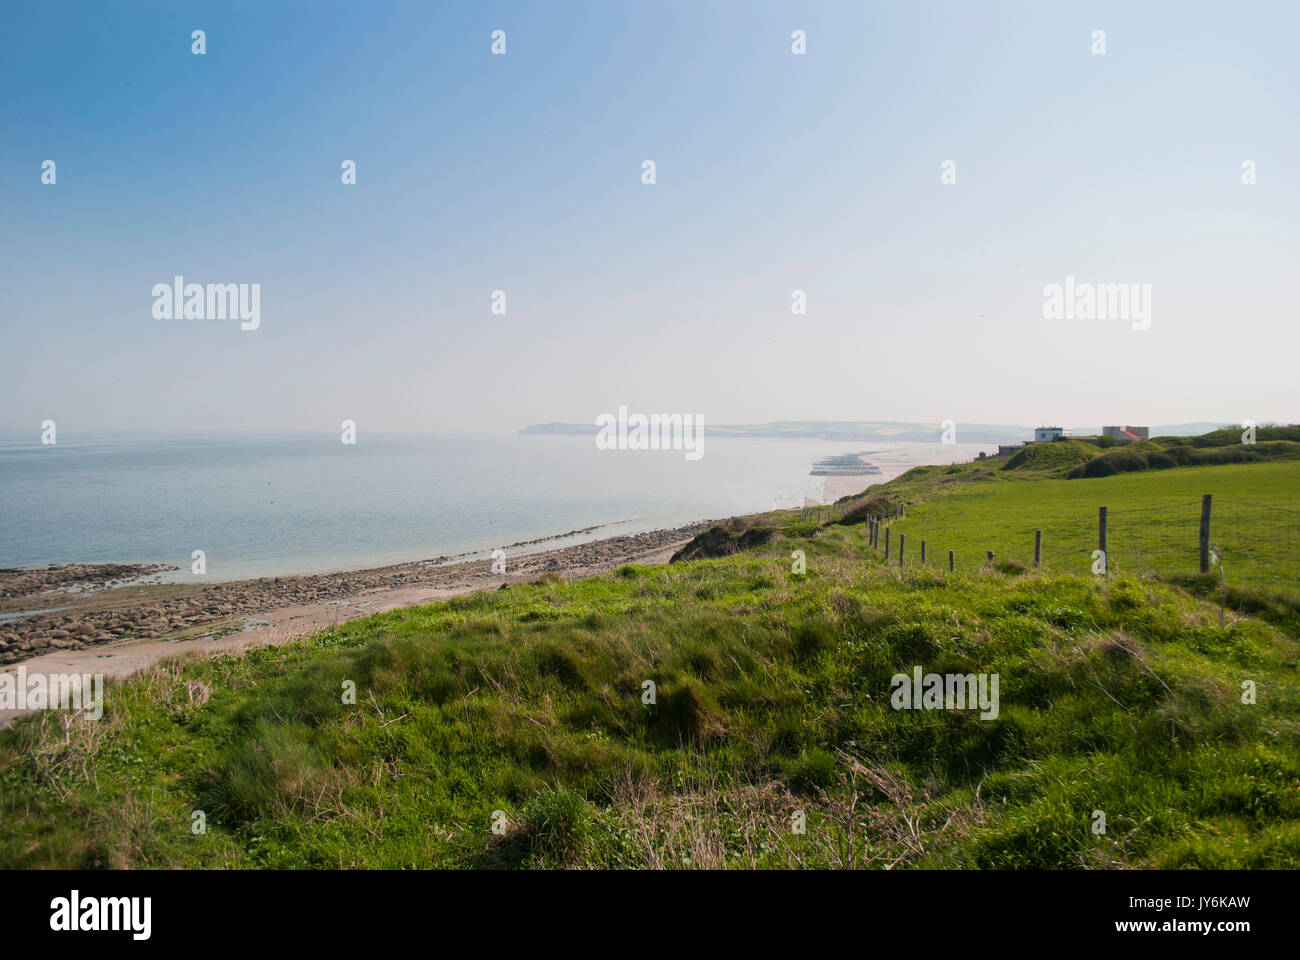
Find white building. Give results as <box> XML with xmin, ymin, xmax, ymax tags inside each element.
<box><xmin>1034</xmin><ymin>426</ymin><xmax>1064</xmax><ymax>443</ymax></box>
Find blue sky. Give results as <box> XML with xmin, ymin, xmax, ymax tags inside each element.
<box><xmin>2</xmin><ymin>0</ymin><xmax>1297</xmax><ymax>436</ymax></box>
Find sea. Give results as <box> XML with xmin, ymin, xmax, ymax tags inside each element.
<box><xmin>0</xmin><ymin>434</ymin><xmax>993</xmax><ymax>581</ymax></box>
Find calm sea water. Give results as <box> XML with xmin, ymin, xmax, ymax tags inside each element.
<box><xmin>0</xmin><ymin>434</ymin><xmax>991</xmax><ymax>580</ymax></box>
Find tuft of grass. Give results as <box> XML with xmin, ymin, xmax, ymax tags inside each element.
<box><xmin>517</xmin><ymin>784</ymin><xmax>596</xmax><ymax>866</ymax></box>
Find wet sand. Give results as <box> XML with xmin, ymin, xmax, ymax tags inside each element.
<box><xmin>822</xmin><ymin>474</ymin><xmax>878</xmax><ymax>501</ymax></box>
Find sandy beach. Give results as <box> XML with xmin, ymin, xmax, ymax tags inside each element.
<box><xmin>0</xmin><ymin>521</ymin><xmax>711</xmax><ymax>728</ymax></box>
<box><xmin>821</xmin><ymin>474</ymin><xmax>878</xmax><ymax>501</ymax></box>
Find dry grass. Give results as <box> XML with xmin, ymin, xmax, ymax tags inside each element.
<box><xmin>609</xmin><ymin>766</ymin><xmax>797</xmax><ymax>869</ymax></box>
<box><xmin>4</xmin><ymin>704</ymin><xmax>118</xmax><ymax>798</ymax></box>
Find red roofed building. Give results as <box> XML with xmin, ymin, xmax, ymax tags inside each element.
<box><xmin>1102</xmin><ymin>425</ymin><xmax>1149</xmax><ymax>443</ymax></box>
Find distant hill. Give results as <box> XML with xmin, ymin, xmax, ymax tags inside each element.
<box><xmin>522</xmin><ymin>420</ymin><xmax>1032</xmax><ymax>443</ymax></box>
<box><xmin>521</xmin><ymin>420</ymin><xmax>1255</xmax><ymax>444</ymax></box>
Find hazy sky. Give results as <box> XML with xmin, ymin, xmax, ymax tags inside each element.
<box><xmin>2</xmin><ymin>0</ymin><xmax>1296</xmax><ymax>437</ymax></box>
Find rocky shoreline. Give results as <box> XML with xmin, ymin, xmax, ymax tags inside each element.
<box><xmin>0</xmin><ymin>522</ymin><xmax>714</xmax><ymax>666</ymax></box>
<box><xmin>0</xmin><ymin>562</ymin><xmax>173</xmax><ymax>600</ymax></box>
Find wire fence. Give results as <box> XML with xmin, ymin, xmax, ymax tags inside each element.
<box><xmin>1205</xmin><ymin>501</ymin><xmax>1300</xmax><ymax>598</ymax></box>
<box><xmin>860</xmin><ymin>497</ymin><xmax>1300</xmax><ymax>602</ymax></box>
<box><xmin>800</xmin><ymin>503</ymin><xmax>849</xmax><ymax>525</ymax></box>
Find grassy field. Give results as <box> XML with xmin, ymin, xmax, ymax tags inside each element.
<box><xmin>3</xmin><ymin>450</ymin><xmax>1299</xmax><ymax>870</ymax></box>
<box><xmin>871</xmin><ymin>460</ymin><xmax>1300</xmax><ymax>593</ymax></box>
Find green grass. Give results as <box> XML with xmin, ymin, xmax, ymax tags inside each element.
<box><xmin>861</xmin><ymin>460</ymin><xmax>1300</xmax><ymax>597</ymax></box>
<box><xmin>1003</xmin><ymin>438</ymin><xmax>1102</xmax><ymax>473</ymax></box>
<box><xmin>3</xmin><ymin>453</ymin><xmax>1299</xmax><ymax>868</ymax></box>
<box><xmin>1070</xmin><ymin>434</ymin><xmax>1300</xmax><ymax>479</ymax></box>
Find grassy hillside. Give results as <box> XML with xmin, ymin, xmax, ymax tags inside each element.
<box><xmin>1070</xmin><ymin>431</ymin><xmax>1300</xmax><ymax>479</ymax></box>
<box><xmin>3</xmin><ymin>456</ymin><xmax>1299</xmax><ymax>869</ymax></box>
<box><xmin>1003</xmin><ymin>438</ymin><xmax>1101</xmax><ymax>473</ymax></box>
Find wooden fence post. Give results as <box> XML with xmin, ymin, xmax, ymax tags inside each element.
<box><xmin>1034</xmin><ymin>529</ymin><xmax>1042</xmax><ymax>568</ymax></box>
<box><xmin>986</xmin><ymin>550</ymin><xmax>994</xmax><ymax>566</ymax></box>
<box><xmin>921</xmin><ymin>540</ymin><xmax>927</xmax><ymax>563</ymax></box>
<box><xmin>884</xmin><ymin>527</ymin><xmax>890</xmax><ymax>560</ymax></box>
<box><xmin>1199</xmin><ymin>494</ymin><xmax>1212</xmax><ymax>574</ymax></box>
<box><xmin>899</xmin><ymin>533</ymin><xmax>905</xmax><ymax>566</ymax></box>
<box><xmin>1099</xmin><ymin>506</ymin><xmax>1108</xmax><ymax>574</ymax></box>
<box><xmin>948</xmin><ymin>550</ymin><xmax>954</xmax><ymax>572</ymax></box>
